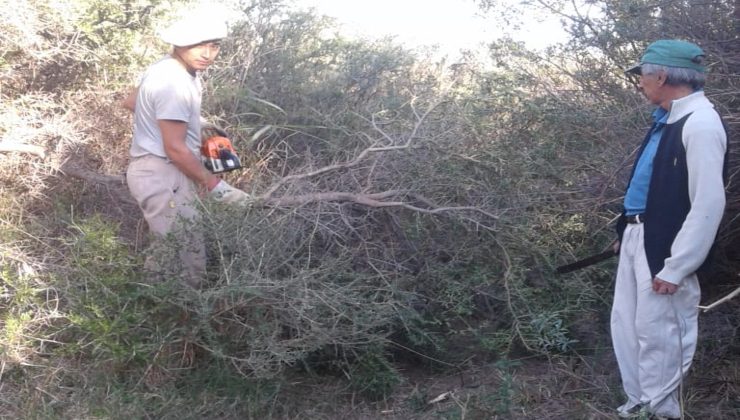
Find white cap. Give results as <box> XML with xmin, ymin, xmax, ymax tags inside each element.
<box><xmin>159</xmin><ymin>10</ymin><xmax>228</xmax><ymax>47</ymax></box>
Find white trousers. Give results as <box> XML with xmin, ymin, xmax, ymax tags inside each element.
<box><xmin>126</xmin><ymin>155</ymin><xmax>206</xmax><ymax>288</ymax></box>
<box><xmin>611</xmin><ymin>223</ymin><xmax>700</xmax><ymax>418</ymax></box>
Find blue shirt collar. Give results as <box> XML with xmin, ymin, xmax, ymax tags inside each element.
<box><xmin>652</xmin><ymin>107</ymin><xmax>669</xmax><ymax>124</ymax></box>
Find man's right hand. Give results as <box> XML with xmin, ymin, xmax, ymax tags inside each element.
<box><xmin>209</xmin><ymin>180</ymin><xmax>253</xmax><ymax>206</ymax></box>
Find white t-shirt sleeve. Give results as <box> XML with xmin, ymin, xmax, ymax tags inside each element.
<box><xmin>151</xmin><ymin>78</ymin><xmax>195</xmax><ymax>123</ymax></box>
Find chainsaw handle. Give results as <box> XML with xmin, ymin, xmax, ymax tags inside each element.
<box><xmin>201</xmin><ymin>124</ymin><xmax>229</xmax><ymax>139</ymax></box>
<box><xmin>211</xmin><ymin>126</ymin><xmax>229</xmax><ymax>137</ymax></box>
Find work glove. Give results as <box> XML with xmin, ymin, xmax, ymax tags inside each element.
<box><xmin>209</xmin><ymin>180</ymin><xmax>253</xmax><ymax>206</ymax></box>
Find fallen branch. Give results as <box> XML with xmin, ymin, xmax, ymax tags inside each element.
<box><xmin>698</xmin><ymin>285</ymin><xmax>740</xmax><ymax>312</ymax></box>
<box><xmin>0</xmin><ymin>142</ymin><xmax>46</xmax><ymax>158</ymax></box>
<box><xmin>245</xmin><ymin>101</ymin><xmax>498</xmax><ymax>228</ymax></box>
<box><xmin>59</xmin><ymin>160</ymin><xmax>135</xmax><ymax>205</ymax></box>
<box><xmin>262</xmin><ymin>190</ymin><xmax>498</xmax><ymax>226</ymax></box>
<box><xmin>60</xmin><ymin>161</ymin><xmax>125</xmax><ymax>185</ymax></box>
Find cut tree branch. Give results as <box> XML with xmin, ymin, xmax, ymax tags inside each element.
<box><xmin>263</xmin><ymin>190</ymin><xmax>498</xmax><ymax>218</ymax></box>
<box><xmin>252</xmin><ymin>100</ymin><xmax>497</xmax><ymax>226</ymax></box>
<box><xmin>60</xmin><ymin>160</ymin><xmax>136</xmax><ymax>205</ymax></box>
<box><xmin>0</xmin><ymin>142</ymin><xmax>46</xmax><ymax>158</ymax></box>
<box><xmin>61</xmin><ymin>161</ymin><xmax>125</xmax><ymax>185</ymax></box>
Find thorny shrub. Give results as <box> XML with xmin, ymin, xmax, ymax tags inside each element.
<box><xmin>1</xmin><ymin>0</ymin><xmax>738</xmax><ymax>418</ymax></box>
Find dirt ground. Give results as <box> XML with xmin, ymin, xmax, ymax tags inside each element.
<box><xmin>274</xmin><ymin>313</ymin><xmax>739</xmax><ymax>420</ymax></box>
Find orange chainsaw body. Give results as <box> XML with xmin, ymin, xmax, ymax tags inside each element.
<box><xmin>201</xmin><ymin>136</ymin><xmax>242</xmax><ymax>173</ymax></box>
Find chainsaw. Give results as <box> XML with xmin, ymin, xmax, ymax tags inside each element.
<box><xmin>200</xmin><ymin>125</ymin><xmax>242</xmax><ymax>174</ymax></box>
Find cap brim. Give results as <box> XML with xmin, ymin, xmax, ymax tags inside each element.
<box><xmin>625</xmin><ymin>63</ymin><xmax>642</xmax><ymax>75</ymax></box>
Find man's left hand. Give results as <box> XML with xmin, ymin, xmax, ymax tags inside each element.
<box><xmin>209</xmin><ymin>180</ymin><xmax>253</xmax><ymax>206</ymax></box>
<box><xmin>652</xmin><ymin>277</ymin><xmax>679</xmax><ymax>295</ymax></box>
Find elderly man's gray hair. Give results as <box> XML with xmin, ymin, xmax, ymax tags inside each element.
<box><xmin>641</xmin><ymin>63</ymin><xmax>706</xmax><ymax>90</ymax></box>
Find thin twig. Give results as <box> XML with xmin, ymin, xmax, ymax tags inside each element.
<box><xmin>698</xmin><ymin>285</ymin><xmax>740</xmax><ymax>312</ymax></box>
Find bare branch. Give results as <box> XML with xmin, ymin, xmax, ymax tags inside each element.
<box><xmin>59</xmin><ymin>160</ymin><xmax>136</xmax><ymax>205</ymax></box>
<box><xmin>261</xmin><ymin>100</ymin><xmax>442</xmax><ymax>200</ymax></box>
<box><xmin>263</xmin><ymin>190</ymin><xmax>404</xmax><ymax>206</ymax></box>
<box><xmin>698</xmin><ymin>285</ymin><xmax>740</xmax><ymax>312</ymax></box>
<box><xmin>0</xmin><ymin>142</ymin><xmax>46</xmax><ymax>158</ymax></box>
<box><xmin>262</xmin><ymin>190</ymin><xmax>498</xmax><ymax>228</ymax></box>
<box><xmin>60</xmin><ymin>160</ymin><xmax>125</xmax><ymax>185</ymax></box>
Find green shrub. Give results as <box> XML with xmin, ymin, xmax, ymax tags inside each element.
<box><xmin>55</xmin><ymin>215</ymin><xmax>153</xmax><ymax>364</ymax></box>
<box><xmin>348</xmin><ymin>347</ymin><xmax>402</xmax><ymax>400</ymax></box>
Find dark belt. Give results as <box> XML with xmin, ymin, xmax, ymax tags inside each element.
<box><xmin>625</xmin><ymin>214</ymin><xmax>645</xmax><ymax>224</ymax></box>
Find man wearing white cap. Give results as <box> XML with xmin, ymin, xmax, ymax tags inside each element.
<box><xmin>612</xmin><ymin>39</ymin><xmax>727</xmax><ymax>419</ymax></box>
<box><xmin>124</xmin><ymin>10</ymin><xmax>250</xmax><ymax>287</ymax></box>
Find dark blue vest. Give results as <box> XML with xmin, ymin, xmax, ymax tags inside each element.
<box><xmin>616</xmin><ymin>113</ymin><xmax>727</xmax><ymax>276</ymax></box>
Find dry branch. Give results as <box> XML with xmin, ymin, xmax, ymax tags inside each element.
<box><xmin>261</xmin><ymin>100</ymin><xmax>441</xmax><ymax>200</ymax></box>
<box><xmin>60</xmin><ymin>160</ymin><xmax>125</xmax><ymax>185</ymax></box>
<box><xmin>59</xmin><ymin>160</ymin><xmax>136</xmax><ymax>205</ymax></box>
<box><xmin>698</xmin><ymin>285</ymin><xmax>740</xmax><ymax>312</ymax></box>
<box><xmin>0</xmin><ymin>142</ymin><xmax>46</xmax><ymax>158</ymax></box>
<box><xmin>262</xmin><ymin>190</ymin><xmax>499</xmax><ymax>219</ymax></box>
<box><xmin>251</xmin><ymin>100</ymin><xmax>498</xmax><ymax>225</ymax></box>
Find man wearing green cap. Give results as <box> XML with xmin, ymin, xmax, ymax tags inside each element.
<box><xmin>611</xmin><ymin>40</ymin><xmax>727</xmax><ymax>419</ymax></box>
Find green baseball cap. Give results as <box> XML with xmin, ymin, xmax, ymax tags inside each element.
<box><xmin>626</xmin><ymin>39</ymin><xmax>706</xmax><ymax>75</ymax></box>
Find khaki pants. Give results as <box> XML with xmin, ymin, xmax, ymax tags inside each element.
<box><xmin>611</xmin><ymin>223</ymin><xmax>700</xmax><ymax>418</ymax></box>
<box><xmin>126</xmin><ymin>154</ymin><xmax>205</xmax><ymax>288</ymax></box>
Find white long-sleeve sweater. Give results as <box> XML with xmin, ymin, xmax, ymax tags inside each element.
<box><xmin>656</xmin><ymin>91</ymin><xmax>727</xmax><ymax>284</ymax></box>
